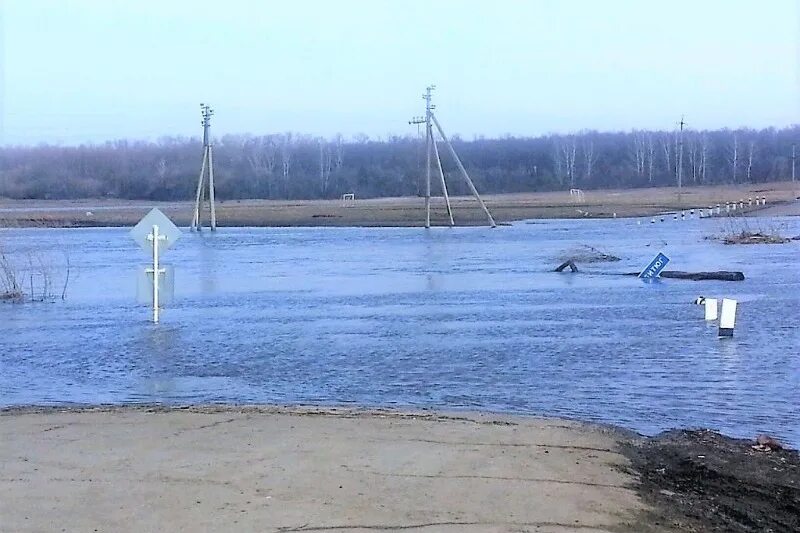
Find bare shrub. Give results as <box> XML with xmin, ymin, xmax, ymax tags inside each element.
<box><xmin>0</xmin><ymin>234</ymin><xmax>71</xmax><ymax>303</ymax></box>
<box><xmin>711</xmin><ymin>215</ymin><xmax>791</xmax><ymax>245</ymax></box>
<box><xmin>0</xmin><ymin>242</ymin><xmax>23</xmax><ymax>301</ymax></box>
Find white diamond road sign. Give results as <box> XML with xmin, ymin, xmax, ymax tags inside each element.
<box><xmin>130</xmin><ymin>208</ymin><xmax>181</xmax><ymax>253</ymax></box>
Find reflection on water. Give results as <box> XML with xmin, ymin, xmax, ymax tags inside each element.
<box><xmin>1</xmin><ymin>217</ymin><xmax>799</xmax><ymax>446</ymax></box>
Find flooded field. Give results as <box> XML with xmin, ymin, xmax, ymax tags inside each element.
<box><xmin>1</xmin><ymin>217</ymin><xmax>798</xmax><ymax>446</ymax></box>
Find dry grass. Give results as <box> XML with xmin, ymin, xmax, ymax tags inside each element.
<box><xmin>0</xmin><ymin>180</ymin><xmax>798</xmax><ymax>228</ymax></box>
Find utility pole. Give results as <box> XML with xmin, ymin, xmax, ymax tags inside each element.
<box><xmin>678</xmin><ymin>115</ymin><xmax>686</xmax><ymax>190</ymax></box>
<box><xmin>409</xmin><ymin>86</ymin><xmax>495</xmax><ymax>228</ymax></box>
<box><xmin>792</xmin><ymin>143</ymin><xmax>796</xmax><ymax>182</ymax></box>
<box><xmin>408</xmin><ymin>114</ymin><xmax>426</xmax><ymax>211</ymax></box>
<box><xmin>191</xmin><ymin>103</ymin><xmax>217</xmax><ymax>231</ymax></box>
<box><xmin>424</xmin><ymin>86</ymin><xmax>434</xmax><ymax>228</ymax></box>
<box><xmin>409</xmin><ymin>115</ymin><xmax>424</xmax><ymax>195</ymax></box>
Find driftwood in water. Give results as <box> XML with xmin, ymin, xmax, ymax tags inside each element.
<box><xmin>623</xmin><ymin>270</ymin><xmax>745</xmax><ymax>281</ymax></box>
<box><xmin>554</xmin><ymin>260</ymin><xmax>579</xmax><ymax>273</ymax></box>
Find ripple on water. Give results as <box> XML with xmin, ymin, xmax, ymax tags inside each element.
<box><xmin>0</xmin><ymin>219</ymin><xmax>799</xmax><ymax>446</ymax></box>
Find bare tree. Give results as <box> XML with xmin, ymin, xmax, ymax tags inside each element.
<box><xmin>245</xmin><ymin>137</ymin><xmax>277</xmax><ymax>197</ymax></box>
<box><xmin>661</xmin><ymin>133</ymin><xmax>673</xmax><ymax>179</ymax></box>
<box><xmin>746</xmin><ymin>141</ymin><xmax>756</xmax><ymax>181</ymax></box>
<box><xmin>582</xmin><ymin>138</ymin><xmax>596</xmax><ymax>182</ymax></box>
<box><xmin>552</xmin><ymin>138</ymin><xmax>564</xmax><ymax>185</ymax></box>
<box><xmin>279</xmin><ymin>133</ymin><xmax>293</xmax><ymax>198</ymax></box>
<box><xmin>687</xmin><ymin>133</ymin><xmax>699</xmax><ymax>184</ymax></box>
<box><xmin>334</xmin><ymin>133</ymin><xmax>345</xmax><ymax>170</ymax></box>
<box><xmin>318</xmin><ymin>139</ymin><xmax>333</xmax><ymax>196</ymax></box>
<box><xmin>646</xmin><ymin>133</ymin><xmax>655</xmax><ymax>183</ymax></box>
<box><xmin>156</xmin><ymin>158</ymin><xmax>167</xmax><ymax>182</ymax></box>
<box><xmin>631</xmin><ymin>131</ymin><xmax>646</xmax><ymax>177</ymax></box>
<box><xmin>699</xmin><ymin>133</ymin><xmax>708</xmax><ymax>184</ymax></box>
<box><xmin>1</xmin><ymin>124</ymin><xmax>798</xmax><ymax>201</ymax></box>
<box><xmin>560</xmin><ymin>136</ymin><xmax>578</xmax><ymax>187</ymax></box>
<box><xmin>728</xmin><ymin>133</ymin><xmax>739</xmax><ymax>183</ymax></box>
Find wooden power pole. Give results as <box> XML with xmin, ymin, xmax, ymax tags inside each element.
<box><xmin>409</xmin><ymin>86</ymin><xmax>495</xmax><ymax>228</ymax></box>
<box><xmin>678</xmin><ymin>115</ymin><xmax>685</xmax><ymax>190</ymax></box>
<box><xmin>191</xmin><ymin>103</ymin><xmax>217</xmax><ymax>231</ymax></box>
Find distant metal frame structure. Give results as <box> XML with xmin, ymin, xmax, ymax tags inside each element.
<box><xmin>191</xmin><ymin>103</ymin><xmax>217</xmax><ymax>231</ymax></box>
<box><xmin>409</xmin><ymin>86</ymin><xmax>496</xmax><ymax>228</ymax></box>
<box><xmin>569</xmin><ymin>188</ymin><xmax>585</xmax><ymax>203</ymax></box>
<box><xmin>341</xmin><ymin>192</ymin><xmax>355</xmax><ymax>207</ymax></box>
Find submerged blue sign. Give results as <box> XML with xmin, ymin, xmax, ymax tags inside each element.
<box><xmin>639</xmin><ymin>252</ymin><xmax>670</xmax><ymax>279</ymax></box>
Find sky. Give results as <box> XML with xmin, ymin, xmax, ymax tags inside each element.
<box><xmin>0</xmin><ymin>0</ymin><xmax>798</xmax><ymax>145</ymax></box>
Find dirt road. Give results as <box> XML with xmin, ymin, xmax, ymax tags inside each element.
<box><xmin>1</xmin><ymin>407</ymin><xmax>646</xmax><ymax>533</ymax></box>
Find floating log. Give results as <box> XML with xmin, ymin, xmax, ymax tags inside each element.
<box><xmin>662</xmin><ymin>271</ymin><xmax>745</xmax><ymax>281</ymax></box>
<box><xmin>623</xmin><ymin>270</ymin><xmax>745</xmax><ymax>281</ymax></box>
<box><xmin>554</xmin><ymin>260</ymin><xmax>745</xmax><ymax>281</ymax></box>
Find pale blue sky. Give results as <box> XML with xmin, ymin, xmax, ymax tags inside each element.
<box><xmin>0</xmin><ymin>0</ymin><xmax>798</xmax><ymax>145</ymax></box>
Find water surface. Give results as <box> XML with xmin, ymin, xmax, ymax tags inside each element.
<box><xmin>1</xmin><ymin>217</ymin><xmax>798</xmax><ymax>445</ymax></box>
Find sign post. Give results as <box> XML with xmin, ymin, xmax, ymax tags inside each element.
<box><xmin>131</xmin><ymin>209</ymin><xmax>181</xmax><ymax>323</ymax></box>
<box><xmin>639</xmin><ymin>252</ymin><xmax>670</xmax><ymax>280</ymax></box>
<box><xmin>147</xmin><ymin>225</ymin><xmax>165</xmax><ymax>323</ymax></box>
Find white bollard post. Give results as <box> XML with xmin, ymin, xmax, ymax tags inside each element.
<box><xmin>694</xmin><ymin>297</ymin><xmax>718</xmax><ymax>320</ymax></box>
<box><xmin>651</xmin><ymin>217</ymin><xmax>656</xmax><ymax>224</ymax></box>
<box><xmin>718</xmin><ymin>298</ymin><xmax>737</xmax><ymax>337</ymax></box>
<box><xmin>762</xmin><ymin>196</ymin><xmax>766</xmax><ymax>205</ymax></box>
<box><xmin>705</xmin><ymin>298</ymin><xmax>718</xmax><ymax>320</ymax></box>
<box><xmin>748</xmin><ymin>197</ymin><xmax>753</xmax><ymax>206</ymax></box>
<box><xmin>725</xmin><ymin>202</ymin><xmax>730</xmax><ymax>213</ymax></box>
<box><xmin>739</xmin><ymin>200</ymin><xmax>744</xmax><ymax>209</ymax></box>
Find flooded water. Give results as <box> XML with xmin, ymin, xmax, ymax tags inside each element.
<box><xmin>1</xmin><ymin>217</ymin><xmax>799</xmax><ymax>446</ymax></box>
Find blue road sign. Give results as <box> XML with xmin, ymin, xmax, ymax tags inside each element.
<box><xmin>639</xmin><ymin>252</ymin><xmax>670</xmax><ymax>279</ymax></box>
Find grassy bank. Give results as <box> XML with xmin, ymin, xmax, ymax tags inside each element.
<box><xmin>1</xmin><ymin>181</ymin><xmax>798</xmax><ymax>228</ymax></box>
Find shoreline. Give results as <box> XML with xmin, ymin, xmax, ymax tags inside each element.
<box><xmin>1</xmin><ymin>181</ymin><xmax>798</xmax><ymax>228</ymax></box>
<box><xmin>2</xmin><ymin>405</ymin><xmax>797</xmax><ymax>532</ymax></box>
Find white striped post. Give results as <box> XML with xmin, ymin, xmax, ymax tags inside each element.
<box><xmin>719</xmin><ymin>299</ymin><xmax>737</xmax><ymax>337</ymax></box>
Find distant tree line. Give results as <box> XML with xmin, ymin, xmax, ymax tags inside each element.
<box><xmin>0</xmin><ymin>126</ymin><xmax>797</xmax><ymax>200</ymax></box>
